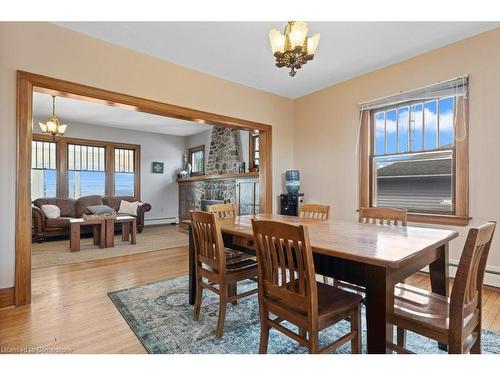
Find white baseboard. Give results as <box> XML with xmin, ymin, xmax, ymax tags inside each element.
<box><xmin>144</xmin><ymin>217</ymin><xmax>178</xmax><ymax>226</ymax></box>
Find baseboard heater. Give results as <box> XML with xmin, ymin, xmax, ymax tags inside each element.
<box><xmin>144</xmin><ymin>217</ymin><xmax>178</xmax><ymax>226</ymax></box>
<box><xmin>422</xmin><ymin>262</ymin><xmax>500</xmax><ymax>289</ymax></box>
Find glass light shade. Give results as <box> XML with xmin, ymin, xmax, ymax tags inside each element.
<box><xmin>46</xmin><ymin>121</ymin><xmax>57</xmax><ymax>133</ymax></box>
<box><xmin>289</xmin><ymin>21</ymin><xmax>308</xmax><ymax>49</ymax></box>
<box><xmin>307</xmin><ymin>33</ymin><xmax>320</xmax><ymax>55</ymax></box>
<box><xmin>39</xmin><ymin>122</ymin><xmax>48</xmax><ymax>133</ymax></box>
<box><xmin>58</xmin><ymin>124</ymin><xmax>67</xmax><ymax>134</ymax></box>
<box><xmin>269</xmin><ymin>29</ymin><xmax>285</xmax><ymax>54</ymax></box>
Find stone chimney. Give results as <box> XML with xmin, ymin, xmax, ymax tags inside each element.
<box><xmin>206</xmin><ymin>127</ymin><xmax>242</xmax><ymax>175</ymax></box>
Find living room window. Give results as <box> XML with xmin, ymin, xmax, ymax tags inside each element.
<box><xmin>68</xmin><ymin>143</ymin><xmax>106</xmax><ymax>198</ymax></box>
<box><xmin>358</xmin><ymin>76</ymin><xmax>470</xmax><ymax>225</ymax></box>
<box><xmin>114</xmin><ymin>148</ymin><xmax>135</xmax><ymax>196</ymax></box>
<box><xmin>33</xmin><ymin>134</ymin><xmax>141</xmax><ymax>200</ymax></box>
<box><xmin>31</xmin><ymin>140</ymin><xmax>57</xmax><ymax>200</ymax></box>
<box><xmin>189</xmin><ymin>145</ymin><xmax>205</xmax><ymax>176</ymax></box>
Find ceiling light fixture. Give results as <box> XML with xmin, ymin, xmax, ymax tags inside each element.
<box><xmin>269</xmin><ymin>21</ymin><xmax>320</xmax><ymax>77</ymax></box>
<box><xmin>39</xmin><ymin>95</ymin><xmax>67</xmax><ymax>139</ymax></box>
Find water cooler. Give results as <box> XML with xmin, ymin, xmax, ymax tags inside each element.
<box><xmin>280</xmin><ymin>193</ymin><xmax>304</xmax><ymax>216</ymax></box>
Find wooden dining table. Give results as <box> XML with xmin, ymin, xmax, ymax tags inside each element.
<box><xmin>187</xmin><ymin>214</ymin><xmax>458</xmax><ymax>354</ymax></box>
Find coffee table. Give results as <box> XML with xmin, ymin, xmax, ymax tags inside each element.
<box><xmin>69</xmin><ymin>218</ymin><xmax>105</xmax><ymax>252</ymax></box>
<box><xmin>104</xmin><ymin>215</ymin><xmax>137</xmax><ymax>248</ymax></box>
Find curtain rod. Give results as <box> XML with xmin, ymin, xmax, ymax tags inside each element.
<box><xmin>359</xmin><ymin>74</ymin><xmax>469</xmax><ymax>107</ymax></box>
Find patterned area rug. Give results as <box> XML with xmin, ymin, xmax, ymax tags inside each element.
<box><xmin>108</xmin><ymin>276</ymin><xmax>500</xmax><ymax>354</ymax></box>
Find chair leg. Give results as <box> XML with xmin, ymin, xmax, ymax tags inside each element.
<box><xmin>308</xmin><ymin>332</ymin><xmax>320</xmax><ymax>354</ymax></box>
<box><xmin>229</xmin><ymin>282</ymin><xmax>237</xmax><ymax>306</ymax></box>
<box><xmin>259</xmin><ymin>322</ymin><xmax>270</xmax><ymax>354</ymax></box>
<box><xmin>350</xmin><ymin>305</ymin><xmax>362</xmax><ymax>354</ymax></box>
<box><xmin>193</xmin><ymin>277</ymin><xmax>203</xmax><ymax>321</ymax></box>
<box><xmin>215</xmin><ymin>289</ymin><xmax>227</xmax><ymax>339</ymax></box>
<box><xmin>299</xmin><ymin>328</ymin><xmax>307</xmax><ymax>340</ymax></box>
<box><xmin>396</xmin><ymin>327</ymin><xmax>406</xmax><ymax>349</ymax></box>
<box><xmin>470</xmin><ymin>324</ymin><xmax>482</xmax><ymax>354</ymax></box>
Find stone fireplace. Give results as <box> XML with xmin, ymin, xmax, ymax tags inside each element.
<box><xmin>178</xmin><ymin>126</ymin><xmax>259</xmax><ymax>221</ymax></box>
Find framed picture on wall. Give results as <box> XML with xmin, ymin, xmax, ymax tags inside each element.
<box><xmin>152</xmin><ymin>162</ymin><xmax>164</xmax><ymax>174</ymax></box>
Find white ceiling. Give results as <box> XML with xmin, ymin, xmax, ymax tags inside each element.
<box><xmin>56</xmin><ymin>22</ymin><xmax>499</xmax><ymax>98</ymax></box>
<box><xmin>32</xmin><ymin>92</ymin><xmax>213</xmax><ymax>136</ymax></box>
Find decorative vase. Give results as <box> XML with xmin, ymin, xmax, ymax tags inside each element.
<box><xmin>285</xmin><ymin>170</ymin><xmax>300</xmax><ymax>194</ymax></box>
<box><xmin>181</xmin><ymin>154</ymin><xmax>192</xmax><ymax>177</ymax></box>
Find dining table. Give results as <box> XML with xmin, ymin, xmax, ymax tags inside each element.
<box><xmin>186</xmin><ymin>213</ymin><xmax>459</xmax><ymax>354</ymax></box>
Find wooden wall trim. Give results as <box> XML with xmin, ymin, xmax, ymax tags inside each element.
<box><xmin>16</xmin><ymin>71</ymin><xmax>273</xmax><ymax>306</ymax></box>
<box><xmin>0</xmin><ymin>287</ymin><xmax>15</xmax><ymax>308</ymax></box>
<box><xmin>358</xmin><ymin>110</ymin><xmax>370</xmax><ymax>209</ymax></box>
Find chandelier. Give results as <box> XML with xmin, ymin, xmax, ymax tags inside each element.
<box><xmin>268</xmin><ymin>21</ymin><xmax>320</xmax><ymax>77</ymax></box>
<box><xmin>39</xmin><ymin>95</ymin><xmax>67</xmax><ymax>139</ymax></box>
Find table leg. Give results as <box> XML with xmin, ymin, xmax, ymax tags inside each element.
<box><xmin>99</xmin><ymin>222</ymin><xmax>105</xmax><ymax>249</ymax></box>
<box><xmin>189</xmin><ymin>224</ymin><xmax>196</xmax><ymax>305</ymax></box>
<box><xmin>429</xmin><ymin>243</ymin><xmax>449</xmax><ymax>351</ymax></box>
<box><xmin>105</xmin><ymin>218</ymin><xmax>115</xmax><ymax>248</ymax></box>
<box><xmin>131</xmin><ymin>220</ymin><xmax>136</xmax><ymax>245</ymax></box>
<box><xmin>365</xmin><ymin>265</ymin><xmax>393</xmax><ymax>354</ymax></box>
<box><xmin>70</xmin><ymin>224</ymin><xmax>80</xmax><ymax>252</ymax></box>
<box><xmin>122</xmin><ymin>221</ymin><xmax>130</xmax><ymax>241</ymax></box>
<box><xmin>93</xmin><ymin>226</ymin><xmax>99</xmax><ymax>245</ymax></box>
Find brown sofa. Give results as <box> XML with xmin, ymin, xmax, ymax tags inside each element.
<box><xmin>32</xmin><ymin>195</ymin><xmax>151</xmax><ymax>242</ymax></box>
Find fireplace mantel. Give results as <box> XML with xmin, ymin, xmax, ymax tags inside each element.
<box><xmin>176</xmin><ymin>171</ymin><xmax>259</xmax><ymax>183</ymax></box>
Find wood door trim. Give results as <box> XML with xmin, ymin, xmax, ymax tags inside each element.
<box><xmin>16</xmin><ymin>71</ymin><xmax>273</xmax><ymax>306</ymax></box>
<box><xmin>0</xmin><ymin>287</ymin><xmax>15</xmax><ymax>308</ymax></box>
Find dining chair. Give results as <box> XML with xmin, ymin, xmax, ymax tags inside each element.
<box><xmin>297</xmin><ymin>203</ymin><xmax>331</xmax><ymax>284</ymax></box>
<box><xmin>299</xmin><ymin>204</ymin><xmax>330</xmax><ymax>220</ymax></box>
<box><xmin>390</xmin><ymin>221</ymin><xmax>496</xmax><ymax>354</ymax></box>
<box><xmin>208</xmin><ymin>203</ymin><xmax>238</xmax><ymax>219</ymax></box>
<box><xmin>358</xmin><ymin>207</ymin><xmax>407</xmax><ymax>226</ymax></box>
<box><xmin>251</xmin><ymin>219</ymin><xmax>363</xmax><ymax>354</ymax></box>
<box><xmin>191</xmin><ymin>210</ymin><xmax>258</xmax><ymax>338</ymax></box>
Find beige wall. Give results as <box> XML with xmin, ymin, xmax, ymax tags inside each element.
<box><xmin>0</xmin><ymin>22</ymin><xmax>295</xmax><ymax>288</ymax></box>
<box><xmin>2</xmin><ymin>23</ymin><xmax>500</xmax><ymax>289</ymax></box>
<box><xmin>294</xmin><ymin>27</ymin><xmax>500</xmax><ymax>284</ymax></box>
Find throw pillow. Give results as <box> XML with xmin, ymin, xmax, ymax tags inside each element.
<box><xmin>41</xmin><ymin>204</ymin><xmax>60</xmax><ymax>219</ymax></box>
<box><xmin>87</xmin><ymin>205</ymin><xmax>116</xmax><ymax>215</ymax></box>
<box><xmin>118</xmin><ymin>200</ymin><xmax>139</xmax><ymax>216</ymax></box>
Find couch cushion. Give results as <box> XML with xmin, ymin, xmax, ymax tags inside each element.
<box><xmin>118</xmin><ymin>200</ymin><xmax>139</xmax><ymax>216</ymax></box>
<box><xmin>45</xmin><ymin>217</ymin><xmax>71</xmax><ymax>228</ymax></box>
<box><xmin>34</xmin><ymin>198</ymin><xmax>76</xmax><ymax>217</ymax></box>
<box><xmin>41</xmin><ymin>204</ymin><xmax>60</xmax><ymax>219</ymax></box>
<box><xmin>103</xmin><ymin>196</ymin><xmax>136</xmax><ymax>212</ymax></box>
<box><xmin>75</xmin><ymin>195</ymin><xmax>104</xmax><ymax>217</ymax></box>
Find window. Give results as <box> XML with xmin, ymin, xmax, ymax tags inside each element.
<box><xmin>115</xmin><ymin>148</ymin><xmax>135</xmax><ymax>196</ymax></box>
<box><xmin>372</xmin><ymin>98</ymin><xmax>455</xmax><ymax>214</ymax></box>
<box><xmin>68</xmin><ymin>144</ymin><xmax>106</xmax><ymax>198</ymax></box>
<box><xmin>189</xmin><ymin>145</ymin><xmax>205</xmax><ymax>176</ymax></box>
<box><xmin>358</xmin><ymin>77</ymin><xmax>469</xmax><ymax>225</ymax></box>
<box><xmin>31</xmin><ymin>140</ymin><xmax>57</xmax><ymax>200</ymax></box>
<box><xmin>249</xmin><ymin>133</ymin><xmax>259</xmax><ymax>171</ymax></box>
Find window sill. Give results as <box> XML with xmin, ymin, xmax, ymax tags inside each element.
<box><xmin>407</xmin><ymin>213</ymin><xmax>471</xmax><ymax>226</ymax></box>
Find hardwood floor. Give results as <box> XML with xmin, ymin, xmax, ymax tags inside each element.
<box><xmin>0</xmin><ymin>246</ymin><xmax>499</xmax><ymax>353</ymax></box>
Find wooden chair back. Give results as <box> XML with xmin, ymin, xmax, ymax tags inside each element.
<box><xmin>449</xmin><ymin>221</ymin><xmax>496</xmax><ymax>335</ymax></box>
<box><xmin>251</xmin><ymin>220</ymin><xmax>318</xmax><ymax>318</ymax></box>
<box><xmin>208</xmin><ymin>203</ymin><xmax>237</xmax><ymax>219</ymax></box>
<box><xmin>299</xmin><ymin>204</ymin><xmax>330</xmax><ymax>220</ymax></box>
<box><xmin>190</xmin><ymin>211</ymin><xmax>226</xmax><ymax>272</ymax></box>
<box><xmin>359</xmin><ymin>207</ymin><xmax>407</xmax><ymax>226</ymax></box>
